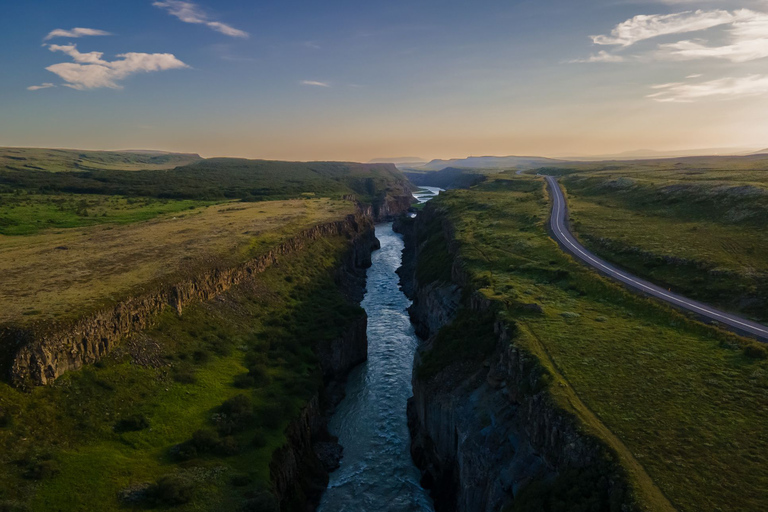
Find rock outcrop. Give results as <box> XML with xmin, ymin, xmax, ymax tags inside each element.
<box><xmin>401</xmin><ymin>204</ymin><xmax>639</xmax><ymax>512</ymax></box>
<box><xmin>374</xmin><ymin>182</ymin><xmax>417</xmax><ymax>221</ymax></box>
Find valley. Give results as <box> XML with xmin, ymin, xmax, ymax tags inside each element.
<box><xmin>2</xmin><ymin>150</ymin><xmax>768</xmax><ymax>512</ymax></box>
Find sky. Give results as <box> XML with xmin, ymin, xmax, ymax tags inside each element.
<box><xmin>2</xmin><ymin>0</ymin><xmax>768</xmax><ymax>161</ymax></box>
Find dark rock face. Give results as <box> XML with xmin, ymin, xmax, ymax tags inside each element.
<box><xmin>402</xmin><ymin>204</ymin><xmax>636</xmax><ymax>512</ymax></box>
<box><xmin>267</xmin><ymin>218</ymin><xmax>376</xmax><ymax>511</ymax></box>
<box><xmin>408</xmin><ymin>282</ymin><xmax>462</xmax><ymax>340</ymax></box>
<box><xmin>374</xmin><ymin>183</ymin><xmax>417</xmax><ymax>222</ymax></box>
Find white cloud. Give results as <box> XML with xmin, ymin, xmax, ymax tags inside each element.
<box><xmin>648</xmin><ymin>74</ymin><xmax>768</xmax><ymax>102</ymax></box>
<box><xmin>153</xmin><ymin>1</ymin><xmax>248</xmax><ymax>38</ymax></box>
<box><xmin>48</xmin><ymin>44</ymin><xmax>109</xmax><ymax>64</ymax></box>
<box><xmin>27</xmin><ymin>83</ymin><xmax>56</xmax><ymax>91</ymax></box>
<box><xmin>44</xmin><ymin>27</ymin><xmax>111</xmax><ymax>41</ymax></box>
<box><xmin>592</xmin><ymin>9</ymin><xmax>745</xmax><ymax>46</ymax></box>
<box><xmin>658</xmin><ymin>10</ymin><xmax>768</xmax><ymax>62</ymax></box>
<box><xmin>301</xmin><ymin>80</ymin><xmax>330</xmax><ymax>87</ymax></box>
<box><xmin>570</xmin><ymin>50</ymin><xmax>626</xmax><ymax>63</ymax></box>
<box><xmin>45</xmin><ymin>44</ymin><xmax>188</xmax><ymax>90</ymax></box>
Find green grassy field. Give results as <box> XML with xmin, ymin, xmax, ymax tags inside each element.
<box><xmin>0</xmin><ymin>198</ymin><xmax>352</xmax><ymax>325</ymax></box>
<box><xmin>0</xmin><ymin>231</ymin><xmax>359</xmax><ymax>511</ymax></box>
<box><xmin>0</xmin><ymin>192</ymin><xmax>213</xmax><ymax>235</ymax></box>
<box><xmin>419</xmin><ymin>175</ymin><xmax>768</xmax><ymax>511</ymax></box>
<box><xmin>552</xmin><ymin>167</ymin><xmax>768</xmax><ymax>323</ymax></box>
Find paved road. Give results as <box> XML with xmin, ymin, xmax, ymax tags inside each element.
<box><xmin>545</xmin><ymin>176</ymin><xmax>768</xmax><ymax>342</ymax></box>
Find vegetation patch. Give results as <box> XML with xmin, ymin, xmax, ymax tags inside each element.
<box><xmin>417</xmin><ymin>309</ymin><xmax>498</xmax><ymax>380</ymax></box>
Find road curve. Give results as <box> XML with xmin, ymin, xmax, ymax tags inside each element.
<box><xmin>544</xmin><ymin>175</ymin><xmax>768</xmax><ymax>342</ymax></box>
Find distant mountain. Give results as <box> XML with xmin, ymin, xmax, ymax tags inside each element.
<box><xmin>411</xmin><ymin>155</ymin><xmax>563</xmax><ymax>171</ymax></box>
<box><xmin>120</xmin><ymin>149</ymin><xmax>201</xmax><ymax>157</ymax></box>
<box><xmin>0</xmin><ymin>147</ymin><xmax>202</xmax><ymax>173</ymax></box>
<box><xmin>403</xmin><ymin>167</ymin><xmax>487</xmax><ymax>190</ymax></box>
<box><xmin>368</xmin><ymin>157</ymin><xmax>427</xmax><ymax>164</ymax></box>
<box><xmin>568</xmin><ymin>148</ymin><xmax>759</xmax><ymax>161</ymax></box>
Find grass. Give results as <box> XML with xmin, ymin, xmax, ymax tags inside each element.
<box><xmin>0</xmin><ymin>230</ymin><xmax>361</xmax><ymax>511</ymax></box>
<box><xmin>0</xmin><ymin>147</ymin><xmax>201</xmax><ymax>173</ymax></box>
<box><xmin>557</xmin><ymin>171</ymin><xmax>768</xmax><ymax>323</ymax></box>
<box><xmin>0</xmin><ymin>192</ymin><xmax>213</xmax><ymax>235</ymax></box>
<box><xmin>418</xmin><ymin>175</ymin><xmax>768</xmax><ymax>512</ymax></box>
<box><xmin>0</xmin><ymin>157</ymin><xmax>410</xmax><ymax>204</ymax></box>
<box><xmin>0</xmin><ymin>198</ymin><xmax>354</xmax><ymax>325</ymax></box>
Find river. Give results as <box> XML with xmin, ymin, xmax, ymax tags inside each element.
<box><xmin>317</xmin><ymin>187</ymin><xmax>441</xmax><ymax>512</ymax></box>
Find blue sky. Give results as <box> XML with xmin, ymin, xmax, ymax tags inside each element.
<box><xmin>2</xmin><ymin>0</ymin><xmax>768</xmax><ymax>160</ymax></box>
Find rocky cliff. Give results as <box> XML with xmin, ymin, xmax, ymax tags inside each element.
<box><xmin>0</xmin><ymin>204</ymin><xmax>399</xmax><ymax>389</ymax></box>
<box><xmin>374</xmin><ymin>182</ymin><xmax>417</xmax><ymax>221</ymax></box>
<box><xmin>400</xmin><ymin>205</ymin><xmax>639</xmax><ymax>512</ymax></box>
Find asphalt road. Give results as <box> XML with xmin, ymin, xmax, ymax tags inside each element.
<box><xmin>545</xmin><ymin>175</ymin><xmax>768</xmax><ymax>342</ymax></box>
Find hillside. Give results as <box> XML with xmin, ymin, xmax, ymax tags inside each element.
<box><xmin>410</xmin><ymin>155</ymin><xmax>562</xmax><ymax>172</ymax></box>
<box><xmin>0</xmin><ymin>157</ymin><xmax>410</xmax><ymax>203</ymax></box>
<box><xmin>535</xmin><ymin>155</ymin><xmax>768</xmax><ymax>323</ymax></box>
<box><xmin>0</xmin><ymin>148</ymin><xmax>202</xmax><ymax>173</ymax></box>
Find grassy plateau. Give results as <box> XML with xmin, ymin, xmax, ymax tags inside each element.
<box><xmin>417</xmin><ymin>174</ymin><xmax>768</xmax><ymax>511</ymax></box>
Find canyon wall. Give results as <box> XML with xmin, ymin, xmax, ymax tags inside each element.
<box><xmin>270</xmin><ymin>238</ymin><xmax>375</xmax><ymax>511</ymax></box>
<box><xmin>400</xmin><ymin>205</ymin><xmax>640</xmax><ymax>512</ymax></box>
<box><xmin>270</xmin><ymin>189</ymin><xmax>415</xmax><ymax>510</ymax></box>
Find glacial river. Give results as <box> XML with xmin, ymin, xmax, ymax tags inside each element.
<box><xmin>317</xmin><ymin>187</ymin><xmax>441</xmax><ymax>512</ymax></box>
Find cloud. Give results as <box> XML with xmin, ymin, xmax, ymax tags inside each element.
<box><xmin>570</xmin><ymin>51</ymin><xmax>626</xmax><ymax>63</ymax></box>
<box><xmin>44</xmin><ymin>27</ymin><xmax>111</xmax><ymax>41</ymax></box>
<box><xmin>27</xmin><ymin>83</ymin><xmax>56</xmax><ymax>91</ymax></box>
<box><xmin>301</xmin><ymin>80</ymin><xmax>330</xmax><ymax>87</ymax></box>
<box><xmin>48</xmin><ymin>44</ymin><xmax>109</xmax><ymax>64</ymax></box>
<box><xmin>153</xmin><ymin>1</ymin><xmax>248</xmax><ymax>38</ymax></box>
<box><xmin>648</xmin><ymin>74</ymin><xmax>768</xmax><ymax>102</ymax></box>
<box><xmin>657</xmin><ymin>10</ymin><xmax>768</xmax><ymax>62</ymax></box>
<box><xmin>45</xmin><ymin>44</ymin><xmax>188</xmax><ymax>90</ymax></box>
<box><xmin>592</xmin><ymin>9</ymin><xmax>745</xmax><ymax>46</ymax></box>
